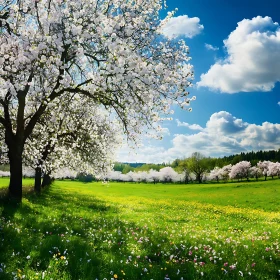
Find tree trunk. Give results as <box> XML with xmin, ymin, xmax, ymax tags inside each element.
<box><xmin>34</xmin><ymin>167</ymin><xmax>42</xmax><ymax>192</ymax></box>
<box><xmin>42</xmin><ymin>173</ymin><xmax>52</xmax><ymax>188</ymax></box>
<box><xmin>8</xmin><ymin>148</ymin><xmax>23</xmax><ymax>201</ymax></box>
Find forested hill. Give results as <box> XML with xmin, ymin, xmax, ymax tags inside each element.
<box><xmin>218</xmin><ymin>149</ymin><xmax>280</xmax><ymax>166</ymax></box>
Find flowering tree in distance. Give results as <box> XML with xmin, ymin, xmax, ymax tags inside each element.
<box><xmin>0</xmin><ymin>0</ymin><xmax>193</xmax><ymax>200</ymax></box>
<box><xmin>257</xmin><ymin>161</ymin><xmax>270</xmax><ymax>181</ymax></box>
<box><xmin>229</xmin><ymin>161</ymin><xmax>251</xmax><ymax>181</ymax></box>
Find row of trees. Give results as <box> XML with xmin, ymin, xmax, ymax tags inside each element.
<box><xmin>1</xmin><ymin>158</ymin><xmax>277</xmax><ymax>184</ymax></box>
<box><xmin>115</xmin><ymin>149</ymin><xmax>280</xmax><ymax>175</ymax></box>
<box><xmin>104</xmin><ymin>158</ymin><xmax>280</xmax><ymax>183</ymax></box>
<box><xmin>0</xmin><ymin>0</ymin><xmax>194</xmax><ymax>200</ymax></box>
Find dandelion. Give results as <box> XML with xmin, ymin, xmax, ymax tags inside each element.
<box><xmin>26</xmin><ymin>255</ymin><xmax>30</xmax><ymax>260</ymax></box>
<box><xmin>113</xmin><ymin>274</ymin><xmax>118</xmax><ymax>279</ymax></box>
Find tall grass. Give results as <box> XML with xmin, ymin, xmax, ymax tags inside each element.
<box><xmin>0</xmin><ymin>179</ymin><xmax>279</xmax><ymax>279</ymax></box>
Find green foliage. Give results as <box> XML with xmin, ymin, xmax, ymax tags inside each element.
<box><xmin>113</xmin><ymin>162</ymin><xmax>165</xmax><ymax>173</ymax></box>
<box><xmin>187</xmin><ymin>152</ymin><xmax>209</xmax><ymax>183</ymax></box>
<box><xmin>76</xmin><ymin>172</ymin><xmax>95</xmax><ymax>182</ymax></box>
<box><xmin>113</xmin><ymin>162</ymin><xmax>133</xmax><ymax>173</ymax></box>
<box><xmin>0</xmin><ymin>179</ymin><xmax>279</xmax><ymax>279</ymax></box>
<box><xmin>134</xmin><ymin>163</ymin><xmax>165</xmax><ymax>172</ymax></box>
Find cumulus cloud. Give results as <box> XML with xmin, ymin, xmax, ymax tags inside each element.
<box><xmin>160</xmin><ymin>15</ymin><xmax>204</xmax><ymax>39</ymax></box>
<box><xmin>198</xmin><ymin>16</ymin><xmax>280</xmax><ymax>93</ymax></box>
<box><xmin>176</xmin><ymin>119</ymin><xmax>203</xmax><ymax>131</ymax></box>
<box><xmin>206</xmin><ymin>111</ymin><xmax>248</xmax><ymax>134</ymax></box>
<box><xmin>205</xmin><ymin>43</ymin><xmax>219</xmax><ymax>51</ymax></box>
<box><xmin>117</xmin><ymin>111</ymin><xmax>280</xmax><ymax>163</ymax></box>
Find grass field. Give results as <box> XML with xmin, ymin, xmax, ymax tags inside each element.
<box><xmin>0</xmin><ymin>179</ymin><xmax>279</xmax><ymax>279</ymax></box>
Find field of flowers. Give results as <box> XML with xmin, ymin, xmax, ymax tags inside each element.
<box><xmin>0</xmin><ymin>179</ymin><xmax>279</xmax><ymax>279</ymax></box>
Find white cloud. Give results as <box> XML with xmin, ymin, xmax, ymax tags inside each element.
<box><xmin>198</xmin><ymin>16</ymin><xmax>280</xmax><ymax>93</ymax></box>
<box><xmin>278</xmin><ymin>101</ymin><xmax>280</xmax><ymax>106</ymax></box>
<box><xmin>205</xmin><ymin>43</ymin><xmax>219</xmax><ymax>51</ymax></box>
<box><xmin>161</xmin><ymin>127</ymin><xmax>170</xmax><ymax>136</ymax></box>
<box><xmin>206</xmin><ymin>111</ymin><xmax>248</xmax><ymax>134</ymax></box>
<box><xmin>176</xmin><ymin>119</ymin><xmax>204</xmax><ymax>131</ymax></box>
<box><xmin>116</xmin><ymin>111</ymin><xmax>280</xmax><ymax>163</ymax></box>
<box><xmin>160</xmin><ymin>15</ymin><xmax>204</xmax><ymax>39</ymax></box>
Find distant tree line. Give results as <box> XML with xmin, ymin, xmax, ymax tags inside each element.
<box><xmin>113</xmin><ymin>149</ymin><xmax>280</xmax><ymax>174</ymax></box>
<box><xmin>215</xmin><ymin>149</ymin><xmax>280</xmax><ymax>167</ymax></box>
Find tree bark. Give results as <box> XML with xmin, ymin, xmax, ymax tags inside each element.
<box><xmin>5</xmin><ymin>91</ymin><xmax>26</xmax><ymax>201</ymax></box>
<box><xmin>34</xmin><ymin>167</ymin><xmax>42</xmax><ymax>192</ymax></box>
<box><xmin>8</xmin><ymin>143</ymin><xmax>23</xmax><ymax>201</ymax></box>
<box><xmin>42</xmin><ymin>173</ymin><xmax>52</xmax><ymax>188</ymax></box>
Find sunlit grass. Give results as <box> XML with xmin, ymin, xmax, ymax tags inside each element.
<box><xmin>0</xmin><ymin>179</ymin><xmax>279</xmax><ymax>279</ymax></box>
<box><xmin>0</xmin><ymin>178</ymin><xmax>34</xmax><ymax>189</ymax></box>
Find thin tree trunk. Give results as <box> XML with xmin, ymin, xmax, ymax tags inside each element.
<box><xmin>42</xmin><ymin>173</ymin><xmax>52</xmax><ymax>188</ymax></box>
<box><xmin>34</xmin><ymin>167</ymin><xmax>42</xmax><ymax>192</ymax></box>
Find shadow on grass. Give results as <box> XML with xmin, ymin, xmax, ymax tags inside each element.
<box><xmin>0</xmin><ymin>184</ymin><xmax>205</xmax><ymax>280</ymax></box>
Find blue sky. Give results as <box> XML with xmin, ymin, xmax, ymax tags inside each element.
<box><xmin>117</xmin><ymin>0</ymin><xmax>280</xmax><ymax>163</ymax></box>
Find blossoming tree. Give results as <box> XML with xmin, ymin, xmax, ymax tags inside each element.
<box><xmin>23</xmin><ymin>95</ymin><xmax>121</xmax><ymax>192</ymax></box>
<box><xmin>0</xmin><ymin>0</ymin><xmax>193</xmax><ymax>199</ymax></box>
<box><xmin>229</xmin><ymin>161</ymin><xmax>251</xmax><ymax>181</ymax></box>
<box><xmin>257</xmin><ymin>161</ymin><xmax>270</xmax><ymax>181</ymax></box>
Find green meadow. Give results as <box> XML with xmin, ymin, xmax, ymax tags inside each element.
<box><xmin>0</xmin><ymin>179</ymin><xmax>279</xmax><ymax>279</ymax></box>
